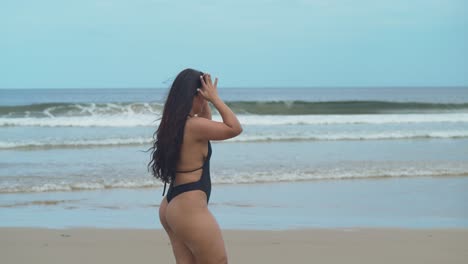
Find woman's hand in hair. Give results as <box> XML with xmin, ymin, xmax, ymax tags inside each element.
<box><xmin>198</xmin><ymin>73</ymin><xmax>219</xmax><ymax>102</ymax></box>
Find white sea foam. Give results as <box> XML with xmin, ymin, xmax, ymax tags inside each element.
<box><xmin>2</xmin><ymin>113</ymin><xmax>468</xmax><ymax>127</ymax></box>
<box><xmin>212</xmin><ymin>166</ymin><xmax>468</xmax><ymax>184</ymax></box>
<box><xmin>1</xmin><ymin>130</ymin><xmax>468</xmax><ymax>149</ymax></box>
<box><xmin>0</xmin><ymin>179</ymin><xmax>159</xmax><ymax>193</ymax></box>
<box><xmin>0</xmin><ymin>137</ymin><xmax>153</xmax><ymax>149</ymax></box>
<box><xmin>237</xmin><ymin>113</ymin><xmax>468</xmax><ymax>125</ymax></box>
<box><xmin>1</xmin><ymin>167</ymin><xmax>467</xmax><ymax>194</ymax></box>
<box><xmin>228</xmin><ymin>130</ymin><xmax>468</xmax><ymax>142</ymax></box>
<box><xmin>0</xmin><ymin>115</ymin><xmax>160</xmax><ymax>127</ymax></box>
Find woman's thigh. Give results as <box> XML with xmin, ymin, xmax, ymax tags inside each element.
<box><xmin>166</xmin><ymin>196</ymin><xmax>227</xmax><ymax>264</ymax></box>
<box><xmin>159</xmin><ymin>197</ymin><xmax>196</xmax><ymax>264</ymax></box>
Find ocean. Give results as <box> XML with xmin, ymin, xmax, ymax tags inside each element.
<box><xmin>1</xmin><ymin>87</ymin><xmax>468</xmax><ymax>229</ymax></box>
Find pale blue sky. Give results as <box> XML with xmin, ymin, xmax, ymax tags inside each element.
<box><xmin>1</xmin><ymin>0</ymin><xmax>467</xmax><ymax>88</ymax></box>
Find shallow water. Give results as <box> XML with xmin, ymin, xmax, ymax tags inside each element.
<box><xmin>1</xmin><ymin>176</ymin><xmax>467</xmax><ymax>229</ymax></box>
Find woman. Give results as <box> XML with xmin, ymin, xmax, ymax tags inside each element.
<box><xmin>148</xmin><ymin>68</ymin><xmax>242</xmax><ymax>263</ymax></box>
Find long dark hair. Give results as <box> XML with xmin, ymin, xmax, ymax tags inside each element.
<box><xmin>147</xmin><ymin>68</ymin><xmax>204</xmax><ymax>185</ymax></box>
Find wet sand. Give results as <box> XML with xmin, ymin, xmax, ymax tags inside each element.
<box><xmin>1</xmin><ymin>227</ymin><xmax>467</xmax><ymax>263</ymax></box>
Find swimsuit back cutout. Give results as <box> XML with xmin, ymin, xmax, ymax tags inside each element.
<box><xmin>163</xmin><ymin>141</ymin><xmax>212</xmax><ymax>204</ymax></box>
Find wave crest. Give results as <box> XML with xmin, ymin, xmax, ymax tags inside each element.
<box><xmin>1</xmin><ymin>130</ymin><xmax>468</xmax><ymax>149</ymax></box>
<box><xmin>2</xmin><ymin>113</ymin><xmax>468</xmax><ymax>127</ymax></box>
<box><xmin>1</xmin><ymin>169</ymin><xmax>467</xmax><ymax>194</ymax></box>
<box><xmin>2</xmin><ymin>100</ymin><xmax>468</xmax><ymax>118</ymax></box>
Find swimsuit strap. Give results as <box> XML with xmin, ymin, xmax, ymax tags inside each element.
<box><xmin>175</xmin><ymin>165</ymin><xmax>204</xmax><ymax>173</ymax></box>
<box><xmin>162</xmin><ymin>182</ymin><xmax>167</xmax><ymax>196</ymax></box>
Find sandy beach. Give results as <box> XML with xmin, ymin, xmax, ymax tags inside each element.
<box><xmin>1</xmin><ymin>227</ymin><xmax>467</xmax><ymax>264</ymax></box>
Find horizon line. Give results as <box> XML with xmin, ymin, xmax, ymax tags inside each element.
<box><xmin>1</xmin><ymin>86</ymin><xmax>467</xmax><ymax>90</ymax></box>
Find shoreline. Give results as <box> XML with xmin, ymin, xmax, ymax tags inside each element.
<box><xmin>2</xmin><ymin>227</ymin><xmax>467</xmax><ymax>264</ymax></box>
<box><xmin>2</xmin><ymin>176</ymin><xmax>467</xmax><ymax>230</ymax></box>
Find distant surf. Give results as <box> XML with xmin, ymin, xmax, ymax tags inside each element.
<box><xmin>2</xmin><ymin>100</ymin><xmax>468</xmax><ymax>118</ymax></box>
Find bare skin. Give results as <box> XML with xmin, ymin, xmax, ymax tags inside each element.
<box><xmin>159</xmin><ymin>73</ymin><xmax>242</xmax><ymax>264</ymax></box>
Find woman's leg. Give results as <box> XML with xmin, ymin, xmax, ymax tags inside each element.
<box><xmin>187</xmin><ymin>208</ymin><xmax>228</xmax><ymax>264</ymax></box>
<box><xmin>159</xmin><ymin>197</ymin><xmax>196</xmax><ymax>264</ymax></box>
<box><xmin>167</xmin><ymin>201</ymin><xmax>228</xmax><ymax>264</ymax></box>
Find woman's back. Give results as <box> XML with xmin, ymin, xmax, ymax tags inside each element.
<box><xmin>174</xmin><ymin>116</ymin><xmax>210</xmax><ymax>186</ymax></box>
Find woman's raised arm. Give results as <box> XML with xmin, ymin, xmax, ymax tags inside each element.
<box><xmin>189</xmin><ymin>73</ymin><xmax>242</xmax><ymax>140</ymax></box>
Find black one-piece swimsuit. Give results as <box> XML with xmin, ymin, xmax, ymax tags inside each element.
<box><xmin>162</xmin><ymin>141</ymin><xmax>212</xmax><ymax>204</ymax></box>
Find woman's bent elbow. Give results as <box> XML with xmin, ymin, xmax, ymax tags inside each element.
<box><xmin>226</xmin><ymin>127</ymin><xmax>242</xmax><ymax>138</ymax></box>
<box><xmin>233</xmin><ymin>126</ymin><xmax>243</xmax><ymax>137</ymax></box>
